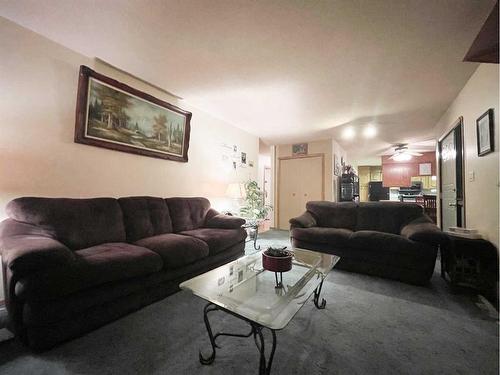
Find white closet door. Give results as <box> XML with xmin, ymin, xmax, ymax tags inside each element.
<box><xmin>278</xmin><ymin>156</ymin><xmax>323</xmax><ymax>230</ymax></box>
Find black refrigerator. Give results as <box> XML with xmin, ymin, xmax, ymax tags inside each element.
<box><xmin>368</xmin><ymin>181</ymin><xmax>389</xmax><ymax>201</ymax></box>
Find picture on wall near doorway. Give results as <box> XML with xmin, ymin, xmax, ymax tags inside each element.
<box><xmin>292</xmin><ymin>143</ymin><xmax>308</xmax><ymax>156</ymax></box>
<box><xmin>75</xmin><ymin>65</ymin><xmax>192</xmax><ymax>162</ymax></box>
<box><xmin>334</xmin><ymin>154</ymin><xmax>341</xmax><ymax>176</ymax></box>
<box><xmin>241</xmin><ymin>152</ymin><xmax>247</xmax><ymax>164</ymax></box>
<box><xmin>419</xmin><ymin>162</ymin><xmax>432</xmax><ymax>176</ymax></box>
<box><xmin>476</xmin><ymin>108</ymin><xmax>494</xmax><ymax>156</ymax></box>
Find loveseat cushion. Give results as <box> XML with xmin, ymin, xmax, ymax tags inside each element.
<box><xmin>289</xmin><ymin>211</ymin><xmax>317</xmax><ymax>228</ymax></box>
<box><xmin>6</xmin><ymin>197</ymin><xmax>126</xmax><ymax>250</ymax></box>
<box><xmin>356</xmin><ymin>202</ymin><xmax>424</xmax><ymax>234</ymax></box>
<box><xmin>292</xmin><ymin>227</ymin><xmax>352</xmax><ymax>247</ymax></box>
<box><xmin>306</xmin><ymin>201</ymin><xmax>358</xmax><ymax>230</ymax></box>
<box><xmin>179</xmin><ymin>228</ymin><xmax>247</xmax><ymax>255</ymax></box>
<box><xmin>118</xmin><ymin>196</ymin><xmax>173</xmax><ymax>242</ymax></box>
<box><xmin>166</xmin><ymin>197</ymin><xmax>212</xmax><ymax>232</ymax></box>
<box><xmin>400</xmin><ymin>219</ymin><xmax>450</xmax><ymax>247</ymax></box>
<box><xmin>135</xmin><ymin>233</ymin><xmax>209</xmax><ymax>269</ymax></box>
<box><xmin>205</xmin><ymin>213</ymin><xmax>246</xmax><ymax>229</ymax></box>
<box><xmin>16</xmin><ymin>243</ymin><xmax>163</xmax><ymax>301</ymax></box>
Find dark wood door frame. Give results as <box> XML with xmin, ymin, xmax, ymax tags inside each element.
<box><xmin>438</xmin><ymin>117</ymin><xmax>466</xmax><ymax>229</ymax></box>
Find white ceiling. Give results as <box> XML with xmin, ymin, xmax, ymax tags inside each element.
<box><xmin>0</xmin><ymin>0</ymin><xmax>495</xmax><ymax>160</ymax></box>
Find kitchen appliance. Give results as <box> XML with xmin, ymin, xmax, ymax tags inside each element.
<box><xmin>398</xmin><ymin>181</ymin><xmax>422</xmax><ymax>202</ymax></box>
<box><xmin>368</xmin><ymin>181</ymin><xmax>390</xmax><ymax>201</ymax></box>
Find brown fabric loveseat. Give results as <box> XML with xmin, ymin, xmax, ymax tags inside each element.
<box><xmin>290</xmin><ymin>201</ymin><xmax>449</xmax><ymax>285</ymax></box>
<box><xmin>0</xmin><ymin>196</ymin><xmax>246</xmax><ymax>350</ymax></box>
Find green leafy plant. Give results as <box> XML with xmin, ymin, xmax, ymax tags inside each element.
<box><xmin>239</xmin><ymin>180</ymin><xmax>273</xmax><ymax>220</ymax></box>
<box><xmin>264</xmin><ymin>247</ymin><xmax>290</xmax><ymax>257</ymax></box>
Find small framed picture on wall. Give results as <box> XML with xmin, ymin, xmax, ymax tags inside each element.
<box><xmin>292</xmin><ymin>143</ymin><xmax>308</xmax><ymax>156</ymax></box>
<box><xmin>334</xmin><ymin>154</ymin><xmax>341</xmax><ymax>176</ymax></box>
<box><xmin>476</xmin><ymin>108</ymin><xmax>494</xmax><ymax>156</ymax></box>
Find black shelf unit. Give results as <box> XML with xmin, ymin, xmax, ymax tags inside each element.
<box><xmin>340</xmin><ymin>173</ymin><xmax>359</xmax><ymax>202</ymax></box>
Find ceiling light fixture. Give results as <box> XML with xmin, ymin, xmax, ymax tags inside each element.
<box><xmin>389</xmin><ymin>144</ymin><xmax>422</xmax><ymax>162</ymax></box>
<box><xmin>363</xmin><ymin>126</ymin><xmax>377</xmax><ymax>138</ymax></box>
<box><xmin>392</xmin><ymin>152</ymin><xmax>412</xmax><ymax>162</ymax></box>
<box><xmin>342</xmin><ymin>127</ymin><xmax>355</xmax><ymax>140</ymax></box>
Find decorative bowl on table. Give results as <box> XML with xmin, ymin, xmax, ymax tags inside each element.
<box><xmin>262</xmin><ymin>247</ymin><xmax>293</xmax><ymax>273</ymax></box>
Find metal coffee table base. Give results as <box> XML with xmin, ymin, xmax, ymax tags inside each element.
<box><xmin>199</xmin><ymin>280</ymin><xmax>326</xmax><ymax>374</ymax></box>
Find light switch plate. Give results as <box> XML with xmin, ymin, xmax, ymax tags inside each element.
<box><xmin>468</xmin><ymin>171</ymin><xmax>475</xmax><ymax>182</ymax></box>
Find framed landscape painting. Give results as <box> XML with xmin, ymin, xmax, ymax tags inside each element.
<box><xmin>476</xmin><ymin>108</ymin><xmax>494</xmax><ymax>157</ymax></box>
<box><xmin>75</xmin><ymin>65</ymin><xmax>192</xmax><ymax>162</ymax></box>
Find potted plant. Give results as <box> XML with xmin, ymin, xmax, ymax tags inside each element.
<box><xmin>262</xmin><ymin>247</ymin><xmax>293</xmax><ymax>273</ymax></box>
<box><xmin>239</xmin><ymin>180</ymin><xmax>273</xmax><ymax>234</ymax></box>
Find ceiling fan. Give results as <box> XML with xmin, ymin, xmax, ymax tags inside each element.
<box><xmin>389</xmin><ymin>144</ymin><xmax>423</xmax><ymax>161</ymax></box>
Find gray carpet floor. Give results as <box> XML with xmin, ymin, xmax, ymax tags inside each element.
<box><xmin>0</xmin><ymin>230</ymin><xmax>498</xmax><ymax>374</ymax></box>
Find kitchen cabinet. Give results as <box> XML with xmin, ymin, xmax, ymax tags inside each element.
<box><xmin>382</xmin><ymin>152</ymin><xmax>436</xmax><ymax>188</ymax></box>
<box><xmin>411</xmin><ymin>176</ymin><xmax>437</xmax><ymax>189</ymax></box>
<box><xmin>382</xmin><ymin>163</ymin><xmax>417</xmax><ymax>187</ymax></box>
<box><xmin>370</xmin><ymin>166</ymin><xmax>382</xmax><ymax>181</ymax></box>
<box><xmin>358</xmin><ymin>166</ymin><xmax>383</xmax><ymax>201</ymax></box>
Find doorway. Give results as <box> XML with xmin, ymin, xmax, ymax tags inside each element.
<box><xmin>438</xmin><ymin>117</ymin><xmax>465</xmax><ymax>230</ymax></box>
<box><xmin>358</xmin><ymin>166</ymin><xmax>383</xmax><ymax>202</ymax></box>
<box><xmin>263</xmin><ymin>167</ymin><xmax>271</xmax><ymax>208</ymax></box>
<box><xmin>277</xmin><ymin>154</ymin><xmax>324</xmax><ymax>229</ymax></box>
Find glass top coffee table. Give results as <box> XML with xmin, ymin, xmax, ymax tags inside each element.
<box><xmin>180</xmin><ymin>248</ymin><xmax>340</xmax><ymax>374</ymax></box>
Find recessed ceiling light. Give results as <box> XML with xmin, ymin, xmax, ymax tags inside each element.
<box><xmin>363</xmin><ymin>126</ymin><xmax>377</xmax><ymax>138</ymax></box>
<box><xmin>342</xmin><ymin>127</ymin><xmax>355</xmax><ymax>140</ymax></box>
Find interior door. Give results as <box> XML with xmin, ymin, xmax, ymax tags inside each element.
<box><xmin>278</xmin><ymin>156</ymin><xmax>323</xmax><ymax>229</ymax></box>
<box><xmin>439</xmin><ymin>119</ymin><xmax>464</xmax><ymax>231</ymax></box>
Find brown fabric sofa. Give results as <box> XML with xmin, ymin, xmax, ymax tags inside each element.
<box><xmin>290</xmin><ymin>201</ymin><xmax>449</xmax><ymax>285</ymax></box>
<box><xmin>0</xmin><ymin>196</ymin><xmax>246</xmax><ymax>350</ymax></box>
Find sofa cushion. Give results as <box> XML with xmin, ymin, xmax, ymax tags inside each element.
<box><xmin>166</xmin><ymin>197</ymin><xmax>212</xmax><ymax>232</ymax></box>
<box><xmin>356</xmin><ymin>202</ymin><xmax>424</xmax><ymax>234</ymax></box>
<box><xmin>349</xmin><ymin>230</ymin><xmax>436</xmax><ymax>262</ymax></box>
<box><xmin>179</xmin><ymin>228</ymin><xmax>247</xmax><ymax>255</ymax></box>
<box><xmin>6</xmin><ymin>197</ymin><xmax>126</xmax><ymax>250</ymax></box>
<box><xmin>118</xmin><ymin>196</ymin><xmax>173</xmax><ymax>242</ymax></box>
<box><xmin>135</xmin><ymin>233</ymin><xmax>209</xmax><ymax>269</ymax></box>
<box><xmin>16</xmin><ymin>243</ymin><xmax>163</xmax><ymax>301</ymax></box>
<box><xmin>292</xmin><ymin>227</ymin><xmax>352</xmax><ymax>247</ymax></box>
<box><xmin>306</xmin><ymin>201</ymin><xmax>358</xmax><ymax>230</ymax></box>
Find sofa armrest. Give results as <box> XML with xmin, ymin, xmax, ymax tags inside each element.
<box><xmin>205</xmin><ymin>214</ymin><xmax>246</xmax><ymax>229</ymax></box>
<box><xmin>401</xmin><ymin>220</ymin><xmax>449</xmax><ymax>247</ymax></box>
<box><xmin>1</xmin><ymin>236</ymin><xmax>75</xmax><ymax>276</ymax></box>
<box><xmin>0</xmin><ymin>219</ymin><xmax>75</xmax><ymax>276</ymax></box>
<box><xmin>289</xmin><ymin>211</ymin><xmax>317</xmax><ymax>228</ymax></box>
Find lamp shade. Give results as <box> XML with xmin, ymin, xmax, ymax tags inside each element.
<box><xmin>226</xmin><ymin>183</ymin><xmax>246</xmax><ymax>199</ymax></box>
